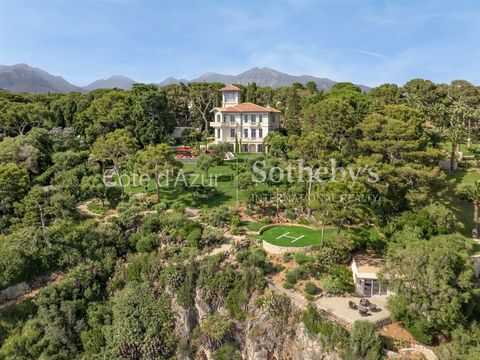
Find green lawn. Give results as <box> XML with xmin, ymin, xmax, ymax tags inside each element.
<box><xmin>244</xmin><ymin>221</ymin><xmax>270</xmax><ymax>232</ymax></box>
<box><xmin>260</xmin><ymin>225</ymin><xmax>335</xmax><ymax>247</ymax></box>
<box><xmin>439</xmin><ymin>142</ymin><xmax>480</xmax><ymax>156</ymax></box>
<box><xmin>124</xmin><ymin>153</ymin><xmax>271</xmax><ymax>209</ymax></box>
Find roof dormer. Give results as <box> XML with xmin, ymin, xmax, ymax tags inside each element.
<box><xmin>220</xmin><ymin>85</ymin><xmax>241</xmax><ymax>107</ymax></box>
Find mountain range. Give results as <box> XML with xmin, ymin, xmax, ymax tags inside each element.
<box><xmin>0</xmin><ymin>63</ymin><xmax>370</xmax><ymax>93</ymax></box>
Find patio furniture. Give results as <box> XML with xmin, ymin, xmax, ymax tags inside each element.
<box><xmin>348</xmin><ymin>300</ymin><xmax>357</xmax><ymax>310</ymax></box>
<box><xmin>358</xmin><ymin>305</ymin><xmax>369</xmax><ymax>316</ymax></box>
<box><xmin>368</xmin><ymin>303</ymin><xmax>378</xmax><ymax>312</ymax></box>
<box><xmin>360</xmin><ymin>298</ymin><xmax>371</xmax><ymax>307</ymax></box>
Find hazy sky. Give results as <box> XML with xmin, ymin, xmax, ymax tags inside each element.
<box><xmin>1</xmin><ymin>0</ymin><xmax>479</xmax><ymax>87</ymax></box>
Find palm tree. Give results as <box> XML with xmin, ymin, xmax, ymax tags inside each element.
<box><xmin>425</xmin><ymin>128</ymin><xmax>445</xmax><ymax>149</ymax></box>
<box><xmin>445</xmin><ymin>126</ymin><xmax>466</xmax><ymax>174</ymax></box>
<box><xmin>457</xmin><ymin>180</ymin><xmax>480</xmax><ymax>239</ymax></box>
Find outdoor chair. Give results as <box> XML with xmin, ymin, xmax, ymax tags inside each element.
<box><xmin>359</xmin><ymin>298</ymin><xmax>371</xmax><ymax>307</ymax></box>
<box><xmin>358</xmin><ymin>305</ymin><xmax>369</xmax><ymax>316</ymax></box>
<box><xmin>348</xmin><ymin>300</ymin><xmax>357</xmax><ymax>310</ymax></box>
<box><xmin>368</xmin><ymin>303</ymin><xmax>378</xmax><ymax>312</ymax></box>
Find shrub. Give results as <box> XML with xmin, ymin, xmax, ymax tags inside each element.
<box><xmin>406</xmin><ymin>321</ymin><xmax>433</xmax><ymax>345</ymax></box>
<box><xmin>198</xmin><ymin>314</ymin><xmax>233</xmax><ymax>350</ymax></box>
<box><xmin>284</xmin><ymin>268</ymin><xmax>304</xmax><ymax>286</ymax></box>
<box><xmin>294</xmin><ymin>252</ymin><xmax>313</xmax><ymax>265</ymax></box>
<box><xmin>342</xmin><ymin>321</ymin><xmax>383</xmax><ymax>360</ymax></box>
<box><xmin>304</xmin><ymin>282</ymin><xmax>319</xmax><ymax>296</ymax></box>
<box><xmin>282</xmin><ymin>252</ymin><xmax>292</xmax><ymax>262</ymax></box>
<box><xmin>201</xmin><ymin>226</ymin><xmax>224</xmax><ymax>248</ymax></box>
<box><xmin>135</xmin><ymin>233</ymin><xmax>158</xmax><ymax>252</ymax></box>
<box><xmin>301</xmin><ymin>304</ymin><xmax>326</xmax><ymax>335</ymax></box>
<box><xmin>213</xmin><ymin>344</ymin><xmax>242</xmax><ymax>360</ymax></box>
<box><xmin>154</xmin><ymin>201</ymin><xmax>169</xmax><ymax>212</ymax></box>
<box><xmin>321</xmin><ymin>265</ymin><xmax>354</xmax><ymax>295</ymax></box>
<box><xmin>186</xmin><ymin>227</ymin><xmax>203</xmax><ymax>248</ymax></box>
<box><xmin>171</xmin><ymin>201</ymin><xmax>185</xmax><ymax>213</ymax></box>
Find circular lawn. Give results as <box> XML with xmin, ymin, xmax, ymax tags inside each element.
<box><xmin>260</xmin><ymin>224</ymin><xmax>334</xmax><ymax>248</ymax></box>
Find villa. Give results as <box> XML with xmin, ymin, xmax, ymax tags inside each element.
<box><xmin>209</xmin><ymin>85</ymin><xmax>280</xmax><ymax>153</ymax></box>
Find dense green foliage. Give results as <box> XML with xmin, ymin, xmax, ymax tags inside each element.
<box><xmin>0</xmin><ymin>77</ymin><xmax>479</xmax><ymax>357</ymax></box>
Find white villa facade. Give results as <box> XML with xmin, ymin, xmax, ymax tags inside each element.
<box><xmin>210</xmin><ymin>85</ymin><xmax>280</xmax><ymax>153</ymax></box>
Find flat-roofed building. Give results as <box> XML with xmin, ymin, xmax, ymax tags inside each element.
<box><xmin>351</xmin><ymin>253</ymin><xmax>389</xmax><ymax>297</ymax></box>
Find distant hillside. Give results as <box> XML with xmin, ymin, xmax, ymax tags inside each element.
<box><xmin>0</xmin><ymin>64</ymin><xmax>82</xmax><ymax>93</ymax></box>
<box><xmin>159</xmin><ymin>67</ymin><xmax>370</xmax><ymax>91</ymax></box>
<box><xmin>83</xmin><ymin>75</ymin><xmax>137</xmax><ymax>91</ymax></box>
<box><xmin>0</xmin><ymin>64</ymin><xmax>370</xmax><ymax>93</ymax></box>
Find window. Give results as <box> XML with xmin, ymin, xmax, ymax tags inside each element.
<box><xmin>216</xmin><ymin>114</ymin><xmax>220</xmax><ymax>122</ymax></box>
<box><xmin>257</xmin><ymin>144</ymin><xmax>263</xmax><ymax>153</ymax></box>
<box><xmin>242</xmin><ymin>144</ymin><xmax>248</xmax><ymax>152</ymax></box>
<box><xmin>230</xmin><ymin>129</ymin><xmax>235</xmax><ymax>138</ymax></box>
<box><xmin>259</xmin><ymin>114</ymin><xmax>263</xmax><ymax>123</ymax></box>
<box><xmin>244</xmin><ymin>114</ymin><xmax>248</xmax><ymax>123</ymax></box>
<box><xmin>222</xmin><ymin>115</ymin><xmax>226</xmax><ymax>123</ymax></box>
<box><xmin>251</xmin><ymin>114</ymin><xmax>256</xmax><ymax>123</ymax></box>
<box><xmin>230</xmin><ymin>114</ymin><xmax>235</xmax><ymax>123</ymax></box>
<box><xmin>251</xmin><ymin>129</ymin><xmax>256</xmax><ymax>138</ymax></box>
<box><xmin>244</xmin><ymin>129</ymin><xmax>248</xmax><ymax>138</ymax></box>
<box><xmin>272</xmin><ymin>114</ymin><xmax>275</xmax><ymax>123</ymax></box>
<box><xmin>259</xmin><ymin>129</ymin><xmax>263</xmax><ymax>138</ymax></box>
<box><xmin>224</xmin><ymin>91</ymin><xmax>236</xmax><ymax>103</ymax></box>
<box><xmin>216</xmin><ymin>129</ymin><xmax>221</xmax><ymax>139</ymax></box>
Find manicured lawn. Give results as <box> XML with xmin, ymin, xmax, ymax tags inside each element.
<box><xmin>124</xmin><ymin>153</ymin><xmax>272</xmax><ymax>208</ymax></box>
<box><xmin>244</xmin><ymin>221</ymin><xmax>269</xmax><ymax>232</ymax></box>
<box><xmin>260</xmin><ymin>225</ymin><xmax>335</xmax><ymax>247</ymax></box>
<box><xmin>439</xmin><ymin>142</ymin><xmax>480</xmax><ymax>156</ymax></box>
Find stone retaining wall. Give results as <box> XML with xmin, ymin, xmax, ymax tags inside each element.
<box><xmin>262</xmin><ymin>240</ymin><xmax>312</xmax><ymax>254</ymax></box>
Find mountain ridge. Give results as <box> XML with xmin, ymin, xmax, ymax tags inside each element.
<box><xmin>0</xmin><ymin>63</ymin><xmax>370</xmax><ymax>93</ymax></box>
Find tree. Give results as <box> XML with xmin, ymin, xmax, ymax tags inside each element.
<box><xmin>0</xmin><ymin>162</ymin><xmax>29</xmax><ymax>215</ymax></box>
<box><xmin>301</xmin><ymin>98</ymin><xmax>357</xmax><ymax>153</ymax></box>
<box><xmin>132</xmin><ymin>84</ymin><xmax>174</xmax><ymax>146</ymax></box>
<box><xmin>380</xmin><ymin>234</ymin><xmax>477</xmax><ymax>336</ymax></box>
<box><xmin>184</xmin><ymin>82</ymin><xmax>223</xmax><ymax>131</ymax></box>
<box><xmin>445</xmin><ymin>126</ymin><xmax>466</xmax><ymax>174</ymax></box>
<box><xmin>74</xmin><ymin>90</ymin><xmax>132</xmax><ymax>143</ymax></box>
<box><xmin>368</xmin><ymin>83</ymin><xmax>402</xmax><ymax>109</ymax></box>
<box><xmin>109</xmin><ymin>281</ymin><xmax>176</xmax><ymax>359</ymax></box>
<box><xmin>90</xmin><ymin>129</ymin><xmax>137</xmax><ymax>195</ymax></box>
<box><xmin>305</xmin><ymin>81</ymin><xmax>318</xmax><ymax>93</ymax></box>
<box><xmin>209</xmin><ymin>143</ymin><xmax>230</xmax><ymax>164</ymax></box>
<box><xmin>137</xmin><ymin>143</ymin><xmax>182</xmax><ymax>202</ymax></box>
<box><xmin>197</xmin><ymin>153</ymin><xmax>215</xmax><ymax>177</ymax></box>
<box><xmin>456</xmin><ymin>180</ymin><xmax>480</xmax><ymax>239</ymax></box>
<box><xmin>342</xmin><ymin>321</ymin><xmax>383</xmax><ymax>360</ymax></box>
<box><xmin>264</xmin><ymin>132</ymin><xmax>288</xmax><ymax>159</ymax></box>
<box><xmin>0</xmin><ymin>102</ymin><xmax>52</xmax><ymax>136</ymax></box>
<box><xmin>425</xmin><ymin>127</ymin><xmax>445</xmax><ymax>149</ymax></box>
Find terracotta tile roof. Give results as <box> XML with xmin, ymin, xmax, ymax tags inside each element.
<box><xmin>213</xmin><ymin>102</ymin><xmax>281</xmax><ymax>113</ymax></box>
<box><xmin>219</xmin><ymin>84</ymin><xmax>241</xmax><ymax>91</ymax></box>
